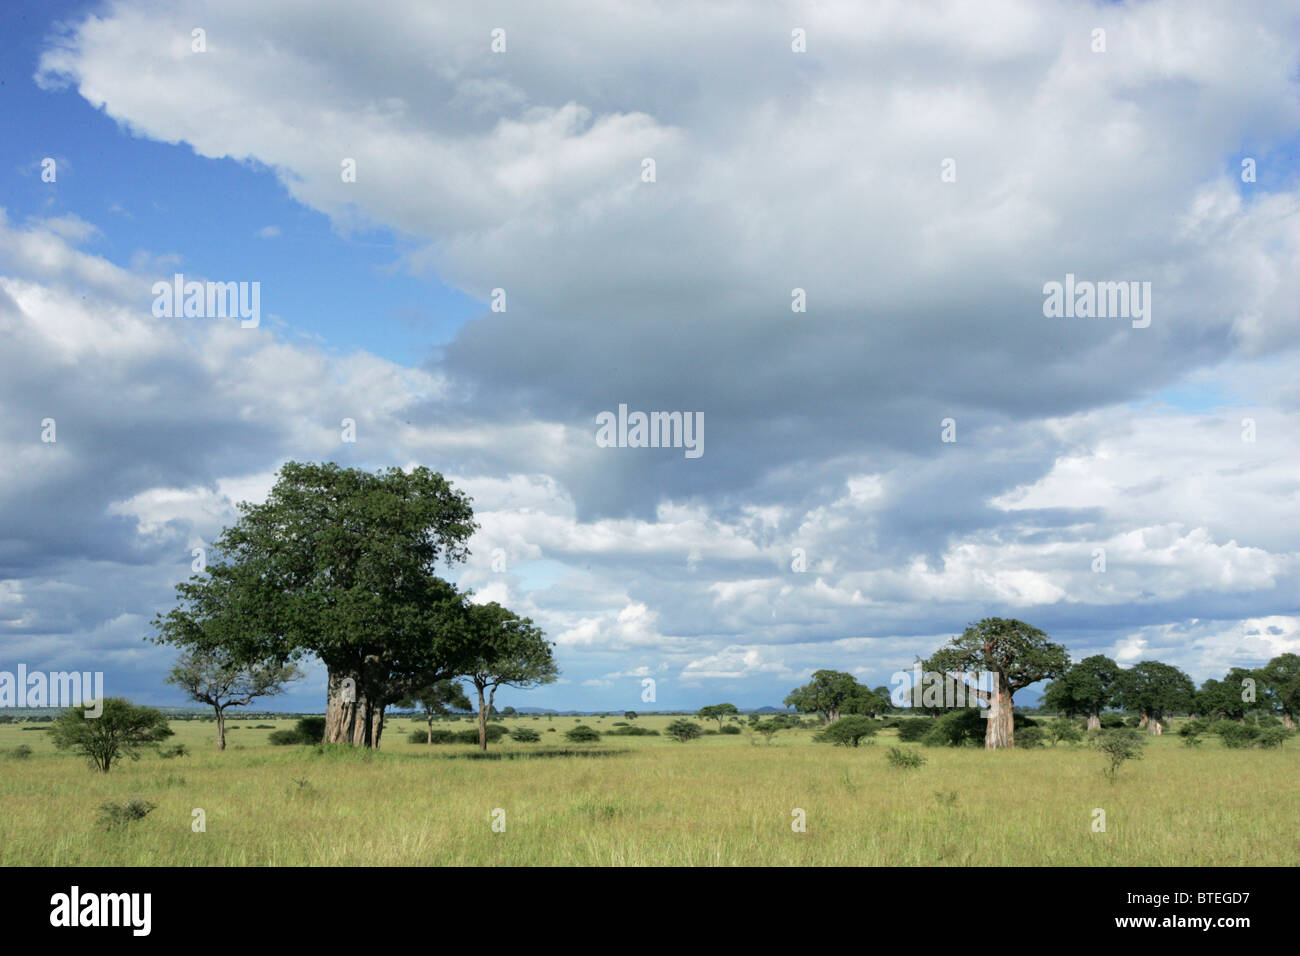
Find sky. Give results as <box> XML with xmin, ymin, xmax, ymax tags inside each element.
<box><xmin>1</xmin><ymin>0</ymin><xmax>1298</xmax><ymax>715</ymax></box>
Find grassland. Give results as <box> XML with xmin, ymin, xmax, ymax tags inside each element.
<box><xmin>1</xmin><ymin>714</ymin><xmax>1296</xmax><ymax>866</ymax></box>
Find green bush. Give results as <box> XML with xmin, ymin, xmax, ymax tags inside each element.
<box><xmin>268</xmin><ymin>730</ymin><xmax>304</xmax><ymax>746</ymax></box>
<box><xmin>606</xmin><ymin>725</ymin><xmax>659</xmax><ymax>736</ymax></box>
<box><xmin>813</xmin><ymin>716</ymin><xmax>879</xmax><ymax>747</ymax></box>
<box><xmin>720</xmin><ymin>725</ymin><xmax>741</xmax><ymax>735</ymax></box>
<box><xmin>97</xmin><ymin>798</ymin><xmax>157</xmax><ymax>830</ymax></box>
<box><xmin>886</xmin><ymin>746</ymin><xmax>925</xmax><ymax>769</ymax></box>
<box><xmin>1017</xmin><ymin>727</ymin><xmax>1045</xmax><ymax>748</ymax></box>
<box><xmin>1256</xmin><ymin>727</ymin><xmax>1289</xmax><ymax>749</ymax></box>
<box><xmin>1046</xmin><ymin>718</ymin><xmax>1084</xmax><ymax>745</ymax></box>
<box><xmin>1215</xmin><ymin>722</ymin><xmax>1259</xmax><ymax>748</ymax></box>
<box><xmin>510</xmin><ymin>728</ymin><xmax>541</xmax><ymax>743</ymax></box>
<box><xmin>159</xmin><ymin>743</ymin><xmax>190</xmax><ymax>759</ymax></box>
<box><xmin>1177</xmin><ymin>719</ymin><xmax>1208</xmax><ymax>737</ymax></box>
<box><xmin>895</xmin><ymin>718</ymin><xmax>932</xmax><ymax>742</ymax></box>
<box><xmin>1094</xmin><ymin>729</ymin><xmax>1145</xmax><ymax>781</ymax></box>
<box><xmin>922</xmin><ymin>710</ymin><xmax>985</xmax><ymax>747</ymax></box>
<box><xmin>9</xmin><ymin>744</ymin><xmax>33</xmax><ymax>759</ymax></box>
<box><xmin>295</xmin><ymin>717</ymin><xmax>326</xmax><ymax>743</ymax></box>
<box><xmin>665</xmin><ymin>719</ymin><xmax>704</xmax><ymax>743</ymax></box>
<box><xmin>565</xmin><ymin>725</ymin><xmax>600</xmax><ymax>743</ymax></box>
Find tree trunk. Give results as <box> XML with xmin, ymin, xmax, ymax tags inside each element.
<box><xmin>825</xmin><ymin>708</ymin><xmax>839</xmax><ymax>724</ymax></box>
<box><xmin>215</xmin><ymin>706</ymin><xmax>226</xmax><ymax>750</ymax></box>
<box><xmin>1284</xmin><ymin>714</ymin><xmax>1295</xmax><ymax>730</ymax></box>
<box><xmin>985</xmin><ymin>677</ymin><xmax>1014</xmax><ymax>749</ymax></box>
<box><xmin>1139</xmin><ymin>713</ymin><xmax>1149</xmax><ymax>728</ymax></box>
<box><xmin>426</xmin><ymin>713</ymin><xmax>434</xmax><ymax>744</ymax></box>
<box><xmin>324</xmin><ymin>670</ymin><xmax>382</xmax><ymax>746</ymax></box>
<box><xmin>1147</xmin><ymin>711</ymin><xmax>1164</xmax><ymax>735</ymax></box>
<box><xmin>1086</xmin><ymin>709</ymin><xmax>1100</xmax><ymax>732</ymax></box>
<box><xmin>477</xmin><ymin>685</ymin><xmax>488</xmax><ymax>752</ymax></box>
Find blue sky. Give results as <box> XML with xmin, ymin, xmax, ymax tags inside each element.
<box><xmin>2</xmin><ymin>0</ymin><xmax>1299</xmax><ymax>716</ymax></box>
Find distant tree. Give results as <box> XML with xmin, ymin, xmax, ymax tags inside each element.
<box><xmin>510</xmin><ymin>727</ymin><xmax>540</xmax><ymax>743</ymax></box>
<box><xmin>1196</xmin><ymin>669</ymin><xmax>1256</xmax><ymax>723</ymax></box>
<box><xmin>1257</xmin><ymin>654</ymin><xmax>1300</xmax><ymax>729</ymax></box>
<box><xmin>396</xmin><ymin>680</ymin><xmax>472</xmax><ymax>744</ymax></box>
<box><xmin>49</xmin><ymin>698</ymin><xmax>173</xmax><ymax>773</ymax></box>
<box><xmin>665</xmin><ymin>719</ymin><xmax>703</xmax><ymax>743</ymax></box>
<box><xmin>783</xmin><ymin>671</ymin><xmax>887</xmax><ymax>725</ymax></box>
<box><xmin>624</xmin><ymin>711</ymin><xmax>637</xmax><ymax>720</ymax></box>
<box><xmin>924</xmin><ymin>618</ymin><xmax>1069</xmax><ymax>749</ymax></box>
<box><xmin>502</xmin><ymin>706</ymin><xmax>517</xmax><ymax>716</ymax></box>
<box><xmin>166</xmin><ymin>647</ymin><xmax>301</xmax><ymax>750</ymax></box>
<box><xmin>1114</xmin><ymin>661</ymin><xmax>1195</xmax><ymax>735</ymax></box>
<box><xmin>697</xmin><ymin>703</ymin><xmax>739</xmax><ymax>731</ymax></box>
<box><xmin>814</xmin><ymin>716</ymin><xmax>879</xmax><ymax>747</ymax></box>
<box><xmin>462</xmin><ymin>602</ymin><xmax>559</xmax><ymax>751</ymax></box>
<box><xmin>1042</xmin><ymin>655</ymin><xmax>1119</xmax><ymax>731</ymax></box>
<box><xmin>753</xmin><ymin>720</ymin><xmax>781</xmax><ymax>744</ymax></box>
<box><xmin>565</xmin><ymin>725</ymin><xmax>600</xmax><ymax>743</ymax></box>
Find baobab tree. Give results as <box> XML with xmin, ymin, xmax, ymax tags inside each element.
<box><xmin>924</xmin><ymin>618</ymin><xmax>1069</xmax><ymax>749</ymax></box>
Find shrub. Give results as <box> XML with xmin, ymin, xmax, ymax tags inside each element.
<box><xmin>1182</xmin><ymin>734</ymin><xmax>1202</xmax><ymax>747</ymax></box>
<box><xmin>1216</xmin><ymin>723</ymin><xmax>1259</xmax><ymax>749</ymax></box>
<box><xmin>1046</xmin><ymin>718</ymin><xmax>1084</xmax><ymax>746</ymax></box>
<box><xmin>97</xmin><ymin>798</ymin><xmax>157</xmax><ymax>830</ymax></box>
<box><xmin>565</xmin><ymin>725</ymin><xmax>600</xmax><ymax>743</ymax></box>
<box><xmin>10</xmin><ymin>744</ymin><xmax>33</xmax><ymax>759</ymax></box>
<box><xmin>1177</xmin><ymin>719</ymin><xmax>1207</xmax><ymax>737</ymax></box>
<box><xmin>1256</xmin><ymin>727</ymin><xmax>1289</xmax><ymax>749</ymax></box>
<box><xmin>254</xmin><ymin>724</ymin><xmax>276</xmax><ymax>729</ymax></box>
<box><xmin>1099</xmin><ymin>712</ymin><xmax>1126</xmax><ymax>729</ymax></box>
<box><xmin>1016</xmin><ymin>727</ymin><xmax>1045</xmax><ymax>749</ymax></box>
<box><xmin>813</xmin><ymin>716</ymin><xmax>879</xmax><ymax>747</ymax></box>
<box><xmin>510</xmin><ymin>728</ymin><xmax>541</xmax><ymax>743</ymax></box>
<box><xmin>1094</xmin><ymin>729</ymin><xmax>1145</xmax><ymax>782</ymax></box>
<box><xmin>886</xmin><ymin>746</ymin><xmax>925</xmax><ymax>769</ymax></box>
<box><xmin>895</xmin><ymin>718</ymin><xmax>932</xmax><ymax>742</ymax></box>
<box><xmin>295</xmin><ymin>717</ymin><xmax>326</xmax><ymax>743</ymax></box>
<box><xmin>720</xmin><ymin>724</ymin><xmax>741</xmax><ymax>735</ymax></box>
<box><xmin>159</xmin><ymin>743</ymin><xmax>190</xmax><ymax>759</ymax></box>
<box><xmin>268</xmin><ymin>730</ymin><xmax>304</xmax><ymax>746</ymax></box>
<box><xmin>606</xmin><ymin>725</ymin><xmax>659</xmax><ymax>736</ymax></box>
<box><xmin>665</xmin><ymin>720</ymin><xmax>704</xmax><ymax>743</ymax></box>
<box><xmin>922</xmin><ymin>710</ymin><xmax>985</xmax><ymax>747</ymax></box>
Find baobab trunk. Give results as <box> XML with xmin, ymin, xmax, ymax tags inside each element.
<box><xmin>1139</xmin><ymin>713</ymin><xmax>1149</xmax><ymax>728</ymax></box>
<box><xmin>214</xmin><ymin>707</ymin><xmax>227</xmax><ymax>750</ymax></box>
<box><xmin>324</xmin><ymin>671</ymin><xmax>383</xmax><ymax>746</ymax></box>
<box><xmin>1147</xmin><ymin>712</ymin><xmax>1163</xmax><ymax>735</ymax></box>
<box><xmin>984</xmin><ymin>677</ymin><xmax>1014</xmax><ymax>749</ymax></box>
<box><xmin>1086</xmin><ymin>710</ymin><xmax>1101</xmax><ymax>732</ymax></box>
<box><xmin>1284</xmin><ymin>714</ymin><xmax>1295</xmax><ymax>730</ymax></box>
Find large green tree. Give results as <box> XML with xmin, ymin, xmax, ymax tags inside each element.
<box><xmin>1258</xmin><ymin>653</ymin><xmax>1300</xmax><ymax>729</ymax></box>
<box><xmin>783</xmin><ymin>671</ymin><xmax>886</xmax><ymax>725</ymax></box>
<box><xmin>1043</xmin><ymin>654</ymin><xmax>1120</xmax><ymax>731</ymax></box>
<box><xmin>461</xmin><ymin>602</ymin><xmax>559</xmax><ymax>751</ymax></box>
<box><xmin>154</xmin><ymin>461</ymin><xmax>477</xmax><ymax>748</ymax></box>
<box><xmin>1114</xmin><ymin>661</ymin><xmax>1195</xmax><ymax>735</ymax></box>
<box><xmin>1195</xmin><ymin>667</ymin><xmax>1257</xmax><ymax>723</ymax></box>
<box><xmin>924</xmin><ymin>618</ymin><xmax>1069</xmax><ymax>749</ymax></box>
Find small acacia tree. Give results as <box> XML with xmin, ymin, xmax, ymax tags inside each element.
<box><xmin>396</xmin><ymin>679</ymin><xmax>472</xmax><ymax>744</ymax></box>
<box><xmin>697</xmin><ymin>703</ymin><xmax>739</xmax><ymax>731</ymax></box>
<box><xmin>49</xmin><ymin>698</ymin><xmax>173</xmax><ymax>772</ymax></box>
<box><xmin>924</xmin><ymin>618</ymin><xmax>1069</xmax><ymax>749</ymax></box>
<box><xmin>461</xmin><ymin>602</ymin><xmax>558</xmax><ymax>752</ymax></box>
<box><xmin>167</xmin><ymin>647</ymin><xmax>302</xmax><ymax>750</ymax></box>
<box><xmin>814</xmin><ymin>715</ymin><xmax>879</xmax><ymax>747</ymax></box>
